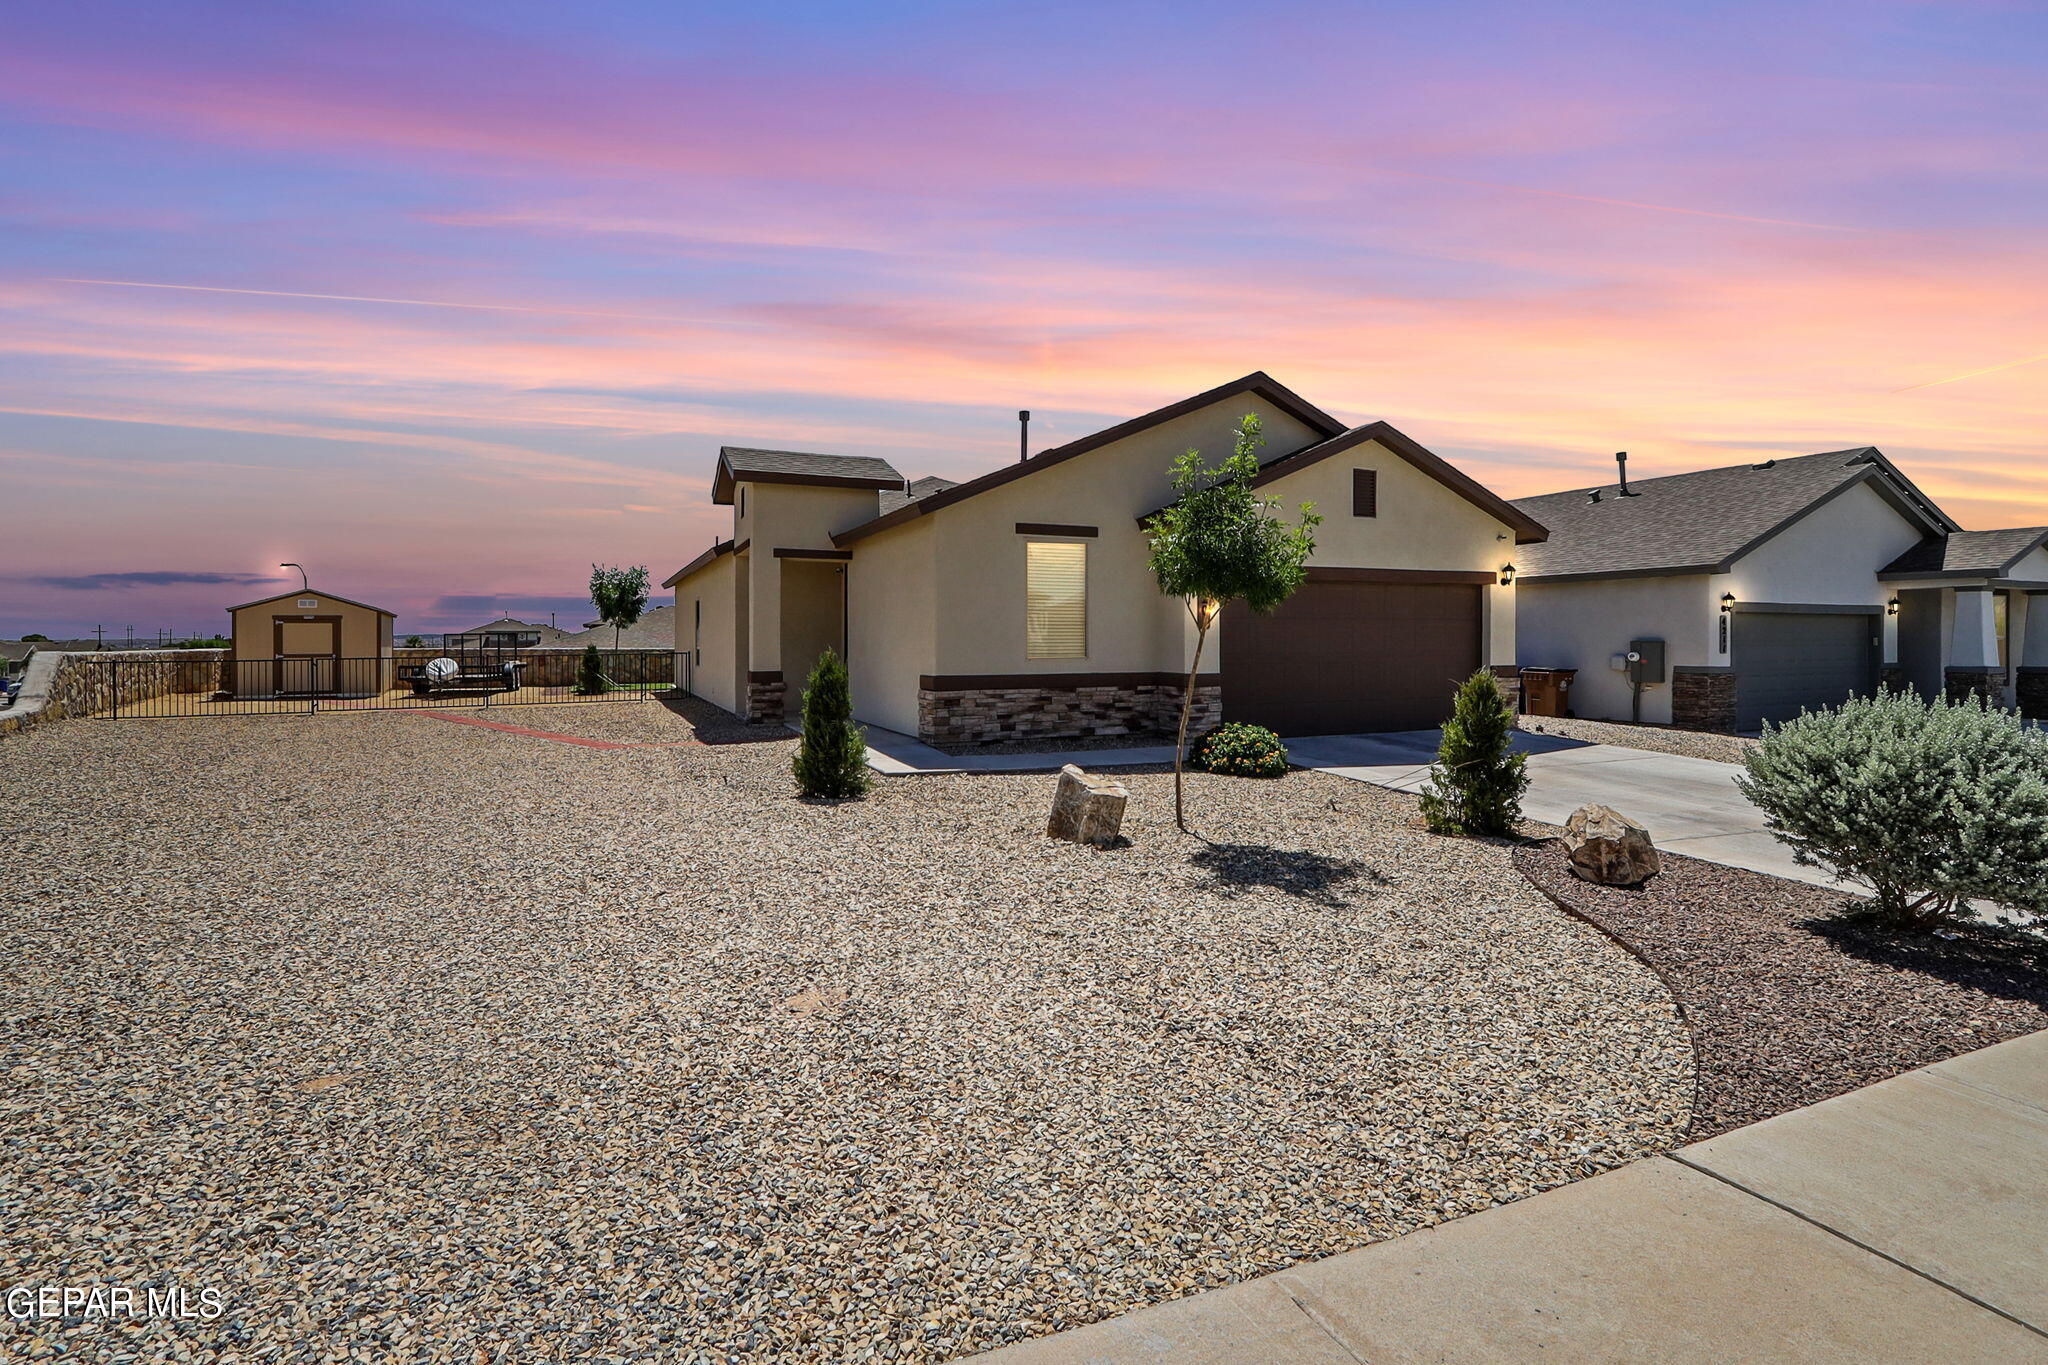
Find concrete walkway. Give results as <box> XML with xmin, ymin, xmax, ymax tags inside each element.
<box><xmin>862</xmin><ymin>725</ymin><xmax>1179</xmax><ymax>775</ymax></box>
<box><xmin>1289</xmin><ymin>729</ymin><xmax>1855</xmax><ymax>891</ymax></box>
<box><xmin>972</xmin><ymin>1029</ymin><xmax>2048</xmax><ymax>1363</ymax></box>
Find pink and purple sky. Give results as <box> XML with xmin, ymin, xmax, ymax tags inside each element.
<box><xmin>5</xmin><ymin>0</ymin><xmax>2045</xmax><ymax>637</ymax></box>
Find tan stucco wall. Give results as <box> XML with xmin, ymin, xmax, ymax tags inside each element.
<box><xmin>744</xmin><ymin>485</ymin><xmax>885</xmax><ymax>675</ymax></box>
<box><xmin>928</xmin><ymin>397</ymin><xmax>1330</xmax><ymax>676</ymax></box>
<box><xmin>230</xmin><ymin>597</ymin><xmax>389</xmax><ymax>661</ymax></box>
<box><xmin>1256</xmin><ymin>437</ymin><xmax>1521</xmax><ymax>665</ymax></box>
<box><xmin>1517</xmin><ymin>574</ymin><xmax>1713</xmax><ymax>724</ymax></box>
<box><xmin>676</xmin><ymin>552</ymin><xmax>738</xmax><ymax>713</ymax></box>
<box><xmin>780</xmin><ymin>559</ymin><xmax>846</xmax><ymax>700</ymax></box>
<box><xmin>846</xmin><ymin>517</ymin><xmax>936</xmax><ymax>734</ymax></box>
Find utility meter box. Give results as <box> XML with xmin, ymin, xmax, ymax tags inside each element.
<box><xmin>1627</xmin><ymin>638</ymin><xmax>1667</xmax><ymax>687</ymax></box>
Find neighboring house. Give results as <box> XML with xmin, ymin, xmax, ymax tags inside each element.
<box><xmin>664</xmin><ymin>372</ymin><xmax>1544</xmax><ymax>742</ymax></box>
<box><xmin>562</xmin><ymin>604</ymin><xmax>676</xmax><ymax>651</ymax></box>
<box><xmin>1514</xmin><ymin>450</ymin><xmax>2048</xmax><ymax>731</ymax></box>
<box><xmin>447</xmin><ymin>616</ymin><xmax>576</xmax><ymax>649</ymax></box>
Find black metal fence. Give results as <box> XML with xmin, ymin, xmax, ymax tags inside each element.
<box><xmin>99</xmin><ymin>650</ymin><xmax>678</xmax><ymax>719</ymax></box>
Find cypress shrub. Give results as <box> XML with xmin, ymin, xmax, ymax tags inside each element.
<box><xmin>1419</xmin><ymin>668</ymin><xmax>1529</xmax><ymax>836</ymax></box>
<box><xmin>576</xmin><ymin>644</ymin><xmax>612</xmax><ymax>694</ymax></box>
<box><xmin>792</xmin><ymin>648</ymin><xmax>871</xmax><ymax>799</ymax></box>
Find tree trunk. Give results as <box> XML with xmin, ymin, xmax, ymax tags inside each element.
<box><xmin>1174</xmin><ymin>621</ymin><xmax>1211</xmax><ymax>833</ymax></box>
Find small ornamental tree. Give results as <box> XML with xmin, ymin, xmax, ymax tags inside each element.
<box><xmin>1737</xmin><ymin>689</ymin><xmax>2048</xmax><ymax>929</ymax></box>
<box><xmin>792</xmin><ymin>648</ymin><xmax>870</xmax><ymax>799</ymax></box>
<box><xmin>1419</xmin><ymin>669</ymin><xmax>1529</xmax><ymax>837</ymax></box>
<box><xmin>1145</xmin><ymin>413</ymin><xmax>1319</xmax><ymax>831</ymax></box>
<box><xmin>576</xmin><ymin>643</ymin><xmax>612</xmax><ymax>694</ymax></box>
<box><xmin>404</xmin><ymin>635</ymin><xmax>425</xmax><ymax>648</ymax></box>
<box><xmin>588</xmin><ymin>564</ymin><xmax>651</xmax><ymax>652</ymax></box>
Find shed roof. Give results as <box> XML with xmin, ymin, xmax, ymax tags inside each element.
<box><xmin>224</xmin><ymin>588</ymin><xmax>395</xmax><ymax>616</ymax></box>
<box><xmin>1511</xmin><ymin>449</ymin><xmax>1956</xmax><ymax>582</ymax></box>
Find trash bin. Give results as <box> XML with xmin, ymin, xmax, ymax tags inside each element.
<box><xmin>1520</xmin><ymin>667</ymin><xmax>1578</xmax><ymax>718</ymax></box>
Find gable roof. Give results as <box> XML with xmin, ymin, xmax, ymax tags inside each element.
<box><xmin>662</xmin><ymin>537</ymin><xmax>742</xmax><ymax>588</ymax></box>
<box><xmin>1881</xmin><ymin>527</ymin><xmax>2048</xmax><ymax>579</ymax></box>
<box><xmin>1512</xmin><ymin>448</ymin><xmax>1957</xmax><ymax>582</ymax></box>
<box><xmin>712</xmin><ymin>447</ymin><xmax>905</xmax><ymax>505</ymax></box>
<box><xmin>1243</xmin><ymin>422</ymin><xmax>1549</xmax><ymax>544</ymax></box>
<box><xmin>455</xmin><ymin>616</ymin><xmax>574</xmax><ymax>641</ymax></box>
<box><xmin>879</xmin><ymin>475</ymin><xmax>959</xmax><ymax>515</ymax></box>
<box><xmin>832</xmin><ymin>372</ymin><xmax>1346</xmax><ymax>547</ymax></box>
<box><xmin>224</xmin><ymin>588</ymin><xmax>395</xmax><ymax>616</ymax></box>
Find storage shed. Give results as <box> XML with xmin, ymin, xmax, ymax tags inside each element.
<box><xmin>225</xmin><ymin>588</ymin><xmax>395</xmax><ymax>698</ymax></box>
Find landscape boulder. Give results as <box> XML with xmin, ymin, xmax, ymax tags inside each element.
<box><xmin>1046</xmin><ymin>764</ymin><xmax>1129</xmax><ymax>848</ymax></box>
<box><xmin>1564</xmin><ymin>803</ymin><xmax>1661</xmax><ymax>886</ymax></box>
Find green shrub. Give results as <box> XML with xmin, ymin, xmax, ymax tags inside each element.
<box><xmin>1738</xmin><ymin>689</ymin><xmax>2048</xmax><ymax>928</ymax></box>
<box><xmin>1419</xmin><ymin>669</ymin><xmax>1529</xmax><ymax>837</ymax></box>
<box><xmin>1188</xmin><ymin>722</ymin><xmax>1289</xmax><ymax>778</ymax></box>
<box><xmin>792</xmin><ymin>648</ymin><xmax>870</xmax><ymax>799</ymax></box>
<box><xmin>575</xmin><ymin>644</ymin><xmax>613</xmax><ymax>694</ymax></box>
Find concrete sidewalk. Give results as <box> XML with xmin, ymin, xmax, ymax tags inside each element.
<box><xmin>971</xmin><ymin>1030</ymin><xmax>2048</xmax><ymax>1363</ymax></box>
<box><xmin>862</xmin><ymin>725</ymin><xmax>1179</xmax><ymax>775</ymax></box>
<box><xmin>1289</xmin><ymin>729</ymin><xmax>1856</xmax><ymax>891</ymax></box>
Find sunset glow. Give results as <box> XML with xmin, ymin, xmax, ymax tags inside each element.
<box><xmin>6</xmin><ymin>0</ymin><xmax>2045</xmax><ymax>635</ymax></box>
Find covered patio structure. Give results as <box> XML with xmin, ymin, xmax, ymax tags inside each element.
<box><xmin>1880</xmin><ymin>527</ymin><xmax>2048</xmax><ymax>718</ymax></box>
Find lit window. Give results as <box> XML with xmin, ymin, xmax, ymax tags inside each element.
<box><xmin>1026</xmin><ymin>541</ymin><xmax>1086</xmax><ymax>659</ymax></box>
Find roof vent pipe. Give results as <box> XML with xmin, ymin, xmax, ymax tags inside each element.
<box><xmin>1019</xmin><ymin>410</ymin><xmax>1031</xmax><ymax>463</ymax></box>
<box><xmin>1616</xmin><ymin>451</ymin><xmax>1639</xmax><ymax>497</ymax></box>
<box><xmin>1588</xmin><ymin>489</ymin><xmax>1602</xmax><ymax>503</ymax></box>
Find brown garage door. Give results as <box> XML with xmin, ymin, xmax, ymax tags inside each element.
<box><xmin>1222</xmin><ymin>580</ymin><xmax>1480</xmax><ymax>735</ymax></box>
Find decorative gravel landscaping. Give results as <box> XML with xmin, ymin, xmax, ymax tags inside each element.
<box><xmin>1516</xmin><ymin>840</ymin><xmax>2048</xmax><ymax>1140</ymax></box>
<box><xmin>2</xmin><ymin>706</ymin><xmax>1689</xmax><ymax>1363</ymax></box>
<box><xmin>1517</xmin><ymin>714</ymin><xmax>1758</xmax><ymax>764</ymax></box>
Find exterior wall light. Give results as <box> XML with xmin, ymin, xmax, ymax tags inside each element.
<box><xmin>1720</xmin><ymin>593</ymin><xmax>1737</xmax><ymax>614</ymax></box>
<box><xmin>1887</xmin><ymin>597</ymin><xmax>1901</xmax><ymax>616</ymax></box>
<box><xmin>1499</xmin><ymin>564</ymin><xmax>1516</xmax><ymax>586</ymax></box>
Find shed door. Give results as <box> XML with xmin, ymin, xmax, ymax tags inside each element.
<box><xmin>1734</xmin><ymin>611</ymin><xmax>1879</xmax><ymax>730</ymax></box>
<box><xmin>1222</xmin><ymin>581</ymin><xmax>1480</xmax><ymax>736</ymax></box>
<box><xmin>275</xmin><ymin>619</ymin><xmax>339</xmax><ymax>694</ymax></box>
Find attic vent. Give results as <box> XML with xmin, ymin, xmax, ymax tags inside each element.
<box><xmin>1752</xmin><ymin>459</ymin><xmax>1777</xmax><ymax>470</ymax></box>
<box><xmin>1587</xmin><ymin>489</ymin><xmax>1602</xmax><ymax>503</ymax></box>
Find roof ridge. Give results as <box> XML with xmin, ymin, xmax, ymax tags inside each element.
<box><xmin>1515</xmin><ymin>447</ymin><xmax>1876</xmax><ymax>504</ymax></box>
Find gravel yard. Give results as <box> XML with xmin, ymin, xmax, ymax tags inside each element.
<box><xmin>1517</xmin><ymin>714</ymin><xmax>1757</xmax><ymax>764</ymax></box>
<box><xmin>1516</xmin><ymin>841</ymin><xmax>2048</xmax><ymax>1140</ymax></box>
<box><xmin>5</xmin><ymin>704</ymin><xmax>1688</xmax><ymax>1362</ymax></box>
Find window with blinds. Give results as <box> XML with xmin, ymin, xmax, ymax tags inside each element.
<box><xmin>1026</xmin><ymin>540</ymin><xmax>1087</xmax><ymax>659</ymax></box>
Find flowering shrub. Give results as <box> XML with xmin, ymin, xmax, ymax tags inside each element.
<box><xmin>1188</xmin><ymin>722</ymin><xmax>1289</xmax><ymax>778</ymax></box>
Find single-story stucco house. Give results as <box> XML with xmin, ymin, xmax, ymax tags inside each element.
<box><xmin>1514</xmin><ymin>449</ymin><xmax>2048</xmax><ymax>731</ymax></box>
<box><xmin>665</xmin><ymin>372</ymin><xmax>1545</xmax><ymax>743</ymax></box>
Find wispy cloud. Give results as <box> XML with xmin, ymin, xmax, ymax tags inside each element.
<box><xmin>46</xmin><ymin>278</ymin><xmax>745</xmax><ymax>327</ymax></box>
<box><xmin>23</xmin><ymin>571</ymin><xmax>285</xmax><ymax>591</ymax></box>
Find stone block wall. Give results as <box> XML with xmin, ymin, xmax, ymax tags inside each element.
<box><xmin>0</xmin><ymin>650</ymin><xmax>228</xmax><ymax>737</ymax></box>
<box><xmin>1880</xmin><ymin>665</ymin><xmax>1907</xmax><ymax>692</ymax></box>
<box><xmin>919</xmin><ymin>680</ymin><xmax>1221</xmax><ymax>746</ymax></box>
<box><xmin>2019</xmin><ymin>668</ymin><xmax>2048</xmax><ymax>722</ymax></box>
<box><xmin>746</xmin><ymin>676</ymin><xmax>787</xmax><ymax>724</ymax></box>
<box><xmin>1945</xmin><ymin>667</ymin><xmax>2006</xmax><ymax>705</ymax></box>
<box><xmin>1672</xmin><ymin>667</ymin><xmax>1737</xmax><ymax>733</ymax></box>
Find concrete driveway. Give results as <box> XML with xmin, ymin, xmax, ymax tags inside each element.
<box><xmin>1290</xmin><ymin>730</ymin><xmax>1854</xmax><ymax>891</ymax></box>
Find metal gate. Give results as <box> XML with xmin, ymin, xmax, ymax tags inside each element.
<box><xmin>99</xmin><ymin>650</ymin><xmax>679</xmax><ymax>719</ymax></box>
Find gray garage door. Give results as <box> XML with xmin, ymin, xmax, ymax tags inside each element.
<box><xmin>1735</xmin><ymin>611</ymin><xmax>1879</xmax><ymax>730</ymax></box>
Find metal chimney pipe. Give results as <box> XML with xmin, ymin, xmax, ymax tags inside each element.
<box><xmin>1616</xmin><ymin>452</ymin><xmax>1637</xmax><ymax>497</ymax></box>
<box><xmin>1019</xmin><ymin>410</ymin><xmax>1030</xmax><ymax>463</ymax></box>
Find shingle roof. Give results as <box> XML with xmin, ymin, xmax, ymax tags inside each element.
<box><xmin>561</xmin><ymin>604</ymin><xmax>676</xmax><ymax>649</ymax></box>
<box><xmin>1881</xmin><ymin>527</ymin><xmax>2048</xmax><ymax>577</ymax></box>
<box><xmin>713</xmin><ymin>447</ymin><xmax>904</xmax><ymax>504</ymax></box>
<box><xmin>1512</xmin><ymin>449</ymin><xmax>1953</xmax><ymax>581</ymax></box>
<box><xmin>878</xmin><ymin>475</ymin><xmax>959</xmax><ymax>515</ymax></box>
<box><xmin>457</xmin><ymin>616</ymin><xmax>574</xmax><ymax>642</ymax></box>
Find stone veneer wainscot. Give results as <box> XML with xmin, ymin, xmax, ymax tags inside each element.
<box><xmin>918</xmin><ymin>676</ymin><xmax>1221</xmax><ymax>746</ymax></box>
<box><xmin>1671</xmin><ymin>666</ymin><xmax>1738</xmax><ymax>733</ymax></box>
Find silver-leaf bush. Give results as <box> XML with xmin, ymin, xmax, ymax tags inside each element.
<box><xmin>1736</xmin><ymin>689</ymin><xmax>2048</xmax><ymax>928</ymax></box>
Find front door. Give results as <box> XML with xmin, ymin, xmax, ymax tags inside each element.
<box><xmin>274</xmin><ymin>618</ymin><xmax>340</xmax><ymax>694</ymax></box>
